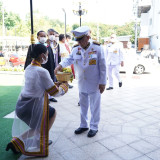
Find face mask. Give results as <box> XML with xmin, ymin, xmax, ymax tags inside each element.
<box><xmin>41</xmin><ymin>54</ymin><xmax>48</xmax><ymax>64</ymax></box>
<box><xmin>55</xmin><ymin>37</ymin><xmax>59</xmax><ymax>43</ymax></box>
<box><xmin>39</xmin><ymin>37</ymin><xmax>47</xmax><ymax>44</ymax></box>
<box><xmin>49</xmin><ymin>35</ymin><xmax>55</xmax><ymax>41</ymax></box>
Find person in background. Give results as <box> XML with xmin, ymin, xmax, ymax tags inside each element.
<box><xmin>59</xmin><ymin>34</ymin><xmax>73</xmax><ymax>89</ymax></box>
<box><xmin>46</xmin><ymin>29</ymin><xmax>61</xmax><ymax>69</ymax></box>
<box><xmin>55</xmin><ymin>26</ymin><xmax>106</xmax><ymax>138</ymax></box>
<box><xmin>65</xmin><ymin>34</ymin><xmax>76</xmax><ymax>79</ymax></box>
<box><xmin>124</xmin><ymin>41</ymin><xmax>136</xmax><ymax>79</ymax></box>
<box><xmin>105</xmin><ymin>34</ymin><xmax>124</xmax><ymax>90</ymax></box>
<box><xmin>24</xmin><ymin>30</ymin><xmax>47</xmax><ymax>69</ymax></box>
<box><xmin>6</xmin><ymin>44</ymin><xmax>68</xmax><ymax>157</ymax></box>
<box><xmin>65</xmin><ymin>34</ymin><xmax>72</xmax><ymax>52</ymax></box>
<box><xmin>43</xmin><ymin>29</ymin><xmax>61</xmax><ymax>102</ymax></box>
<box><xmin>51</xmin><ymin>31</ymin><xmax>61</xmax><ymax>68</ymax></box>
<box><xmin>59</xmin><ymin>34</ymin><xmax>69</xmax><ymax>61</ymax></box>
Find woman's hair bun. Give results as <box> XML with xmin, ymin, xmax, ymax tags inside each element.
<box><xmin>30</xmin><ymin>44</ymin><xmax>47</xmax><ymax>58</ymax></box>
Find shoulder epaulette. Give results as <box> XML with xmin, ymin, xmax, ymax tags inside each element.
<box><xmin>93</xmin><ymin>41</ymin><xmax>101</xmax><ymax>46</ymax></box>
<box><xmin>73</xmin><ymin>44</ymin><xmax>79</xmax><ymax>48</ymax></box>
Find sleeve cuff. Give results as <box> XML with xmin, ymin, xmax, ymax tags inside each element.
<box><xmin>46</xmin><ymin>85</ymin><xmax>59</xmax><ymax>96</ymax></box>
<box><xmin>59</xmin><ymin>84</ymin><xmax>68</xmax><ymax>93</ymax></box>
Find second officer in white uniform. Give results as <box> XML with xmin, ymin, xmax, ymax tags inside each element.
<box><xmin>55</xmin><ymin>26</ymin><xmax>106</xmax><ymax>137</ymax></box>
<box><xmin>105</xmin><ymin>34</ymin><xmax>124</xmax><ymax>90</ymax></box>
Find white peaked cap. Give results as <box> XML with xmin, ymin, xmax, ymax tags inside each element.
<box><xmin>71</xmin><ymin>26</ymin><xmax>90</xmax><ymax>41</ymax></box>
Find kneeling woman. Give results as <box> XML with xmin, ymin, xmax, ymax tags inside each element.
<box><xmin>6</xmin><ymin>44</ymin><xmax>68</xmax><ymax>157</ymax></box>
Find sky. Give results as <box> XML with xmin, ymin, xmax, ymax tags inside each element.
<box><xmin>3</xmin><ymin>0</ymin><xmax>135</xmax><ymax>26</ymax></box>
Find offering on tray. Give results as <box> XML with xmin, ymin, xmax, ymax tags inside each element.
<box><xmin>56</xmin><ymin>68</ymin><xmax>73</xmax><ymax>82</ymax></box>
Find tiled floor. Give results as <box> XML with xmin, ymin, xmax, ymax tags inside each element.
<box><xmin>43</xmin><ymin>71</ymin><xmax>160</xmax><ymax>160</ymax></box>
<box><xmin>2</xmin><ymin>67</ymin><xmax>160</xmax><ymax>160</ymax></box>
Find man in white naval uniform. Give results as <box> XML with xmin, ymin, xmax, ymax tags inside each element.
<box><xmin>55</xmin><ymin>26</ymin><xmax>106</xmax><ymax>137</ymax></box>
<box><xmin>105</xmin><ymin>34</ymin><xmax>124</xmax><ymax>90</ymax></box>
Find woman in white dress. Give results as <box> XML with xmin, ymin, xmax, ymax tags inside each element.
<box><xmin>6</xmin><ymin>44</ymin><xmax>68</xmax><ymax>157</ymax></box>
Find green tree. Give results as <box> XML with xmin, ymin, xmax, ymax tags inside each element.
<box><xmin>0</xmin><ymin>1</ymin><xmax>3</xmax><ymax>25</ymax></box>
<box><xmin>5</xmin><ymin>12</ymin><xmax>21</xmax><ymax>30</ymax></box>
<box><xmin>72</xmin><ymin>24</ymin><xmax>79</xmax><ymax>30</ymax></box>
<box><xmin>0</xmin><ymin>1</ymin><xmax>22</xmax><ymax>36</ymax></box>
<box><xmin>116</xmin><ymin>22</ymin><xmax>137</xmax><ymax>43</ymax></box>
<box><xmin>0</xmin><ymin>0</ymin><xmax>138</xmax><ymax>42</ymax></box>
<box><xmin>25</xmin><ymin>11</ymin><xmax>69</xmax><ymax>37</ymax></box>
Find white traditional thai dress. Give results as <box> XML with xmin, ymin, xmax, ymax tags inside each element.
<box><xmin>11</xmin><ymin>60</ymin><xmax>68</xmax><ymax>158</ymax></box>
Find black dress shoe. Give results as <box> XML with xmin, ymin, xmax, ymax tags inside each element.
<box><xmin>75</xmin><ymin>127</ymin><xmax>89</xmax><ymax>134</ymax></box>
<box><xmin>69</xmin><ymin>85</ymin><xmax>73</xmax><ymax>89</ymax></box>
<box><xmin>119</xmin><ymin>82</ymin><xmax>122</xmax><ymax>87</ymax></box>
<box><xmin>48</xmin><ymin>140</ymin><xmax>52</xmax><ymax>146</ymax></box>
<box><xmin>87</xmin><ymin>130</ymin><xmax>98</xmax><ymax>138</ymax></box>
<box><xmin>106</xmin><ymin>87</ymin><xmax>113</xmax><ymax>90</ymax></box>
<box><xmin>6</xmin><ymin>142</ymin><xmax>20</xmax><ymax>154</ymax></box>
<box><xmin>49</xmin><ymin>98</ymin><xmax>57</xmax><ymax>102</ymax></box>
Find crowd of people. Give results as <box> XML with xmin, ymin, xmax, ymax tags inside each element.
<box><xmin>5</xmin><ymin>26</ymin><xmax>151</xmax><ymax>158</ymax></box>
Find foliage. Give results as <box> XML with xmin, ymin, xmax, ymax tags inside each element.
<box><xmin>0</xmin><ymin>0</ymin><xmax>138</xmax><ymax>43</ymax></box>
<box><xmin>5</xmin><ymin>12</ymin><xmax>21</xmax><ymax>30</ymax></box>
<box><xmin>72</xmin><ymin>21</ymin><xmax>137</xmax><ymax>43</ymax></box>
<box><xmin>0</xmin><ymin>1</ymin><xmax>21</xmax><ymax>30</ymax></box>
<box><xmin>62</xmin><ymin>67</ymin><xmax>72</xmax><ymax>73</ymax></box>
<box><xmin>72</xmin><ymin>24</ymin><xmax>79</xmax><ymax>30</ymax></box>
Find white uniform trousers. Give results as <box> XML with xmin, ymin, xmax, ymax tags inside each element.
<box><xmin>79</xmin><ymin>91</ymin><xmax>101</xmax><ymax>131</ymax></box>
<box><xmin>107</xmin><ymin>65</ymin><xmax>121</xmax><ymax>87</ymax></box>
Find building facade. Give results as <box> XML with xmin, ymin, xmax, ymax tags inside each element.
<box><xmin>138</xmin><ymin>0</ymin><xmax>160</xmax><ymax>55</ymax></box>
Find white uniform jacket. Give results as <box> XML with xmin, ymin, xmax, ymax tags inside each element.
<box><xmin>60</xmin><ymin>41</ymin><xmax>106</xmax><ymax>94</ymax></box>
<box><xmin>106</xmin><ymin>43</ymin><xmax>124</xmax><ymax>66</ymax></box>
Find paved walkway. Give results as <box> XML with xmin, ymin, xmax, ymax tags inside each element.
<box><xmin>41</xmin><ymin>71</ymin><xmax>160</xmax><ymax>160</ymax></box>
<box><xmin>1</xmin><ymin>69</ymin><xmax>160</xmax><ymax>160</ymax></box>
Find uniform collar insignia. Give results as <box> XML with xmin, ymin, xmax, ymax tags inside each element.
<box><xmin>88</xmin><ymin>48</ymin><xmax>97</xmax><ymax>54</ymax></box>
<box><xmin>76</xmin><ymin>47</ymin><xmax>81</xmax><ymax>55</ymax></box>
